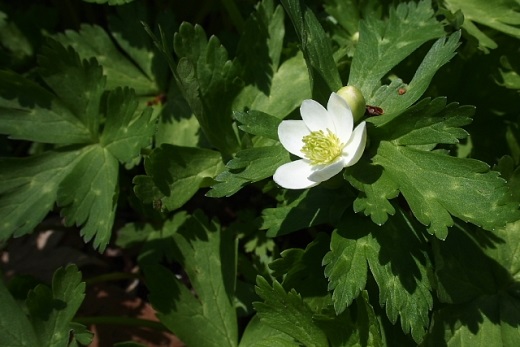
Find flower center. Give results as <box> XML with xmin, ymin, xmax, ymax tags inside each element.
<box><xmin>301</xmin><ymin>129</ymin><xmax>344</xmax><ymax>165</ymax></box>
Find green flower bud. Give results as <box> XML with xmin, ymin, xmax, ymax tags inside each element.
<box><xmin>337</xmin><ymin>85</ymin><xmax>366</xmax><ymax>123</ymax></box>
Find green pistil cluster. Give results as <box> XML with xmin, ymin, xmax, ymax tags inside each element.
<box><xmin>301</xmin><ymin>129</ymin><xmax>344</xmax><ymax>165</ymax></box>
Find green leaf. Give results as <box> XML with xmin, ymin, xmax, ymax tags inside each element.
<box><xmin>145</xmin><ymin>211</ymin><xmax>238</xmax><ymax>347</ymax></box>
<box><xmin>0</xmin><ymin>149</ymin><xmax>80</xmax><ymax>239</ymax></box>
<box><xmin>444</xmin><ymin>0</ymin><xmax>520</xmax><ymax>50</ymax></box>
<box><xmin>424</xmin><ymin>220</ymin><xmax>520</xmax><ymax>346</ymax></box>
<box><xmin>324</xmin><ymin>0</ymin><xmax>361</xmax><ymax>35</ymax></box>
<box><xmin>236</xmin><ymin>0</ymin><xmax>285</xmax><ymax>95</ymax></box>
<box><xmin>173</xmin><ymin>23</ymin><xmax>241</xmax><ymax>154</ymax></box>
<box><xmin>254</xmin><ymin>277</ymin><xmax>329</xmax><ymax>347</ymax></box>
<box><xmin>234</xmin><ymin>52</ymin><xmax>311</xmax><ymax>121</ymax></box>
<box><xmin>280</xmin><ymin>0</ymin><xmax>342</xmax><ymax>103</ymax></box>
<box><xmin>239</xmin><ymin>315</ymin><xmax>300</xmax><ymax>347</ymax></box>
<box><xmin>119</xmin><ymin>212</ymin><xmax>187</xmax><ymax>265</ymax></box>
<box><xmin>313</xmin><ymin>292</ymin><xmax>384</xmax><ymax>347</ymax></box>
<box><xmin>38</xmin><ymin>39</ymin><xmax>105</xmax><ymax>138</ymax></box>
<box><xmin>323</xmin><ymin>210</ymin><xmax>433</xmax><ymax>343</ymax></box>
<box><xmin>26</xmin><ymin>265</ymin><xmax>88</xmax><ymax>347</ymax></box>
<box><xmin>348</xmin><ymin>0</ymin><xmax>445</xmax><ymax>99</ymax></box>
<box><xmin>57</xmin><ymin>146</ymin><xmax>119</xmax><ymax>251</ymax></box>
<box><xmin>154</xmin><ymin>90</ymin><xmax>201</xmax><ymax>147</ymax></box>
<box><xmin>269</xmin><ymin>233</ymin><xmax>331</xmax><ymax>312</ymax></box>
<box><xmin>207</xmin><ymin>144</ymin><xmax>291</xmax><ymax>197</ymax></box>
<box><xmin>234</xmin><ymin>110</ymin><xmax>282</xmax><ymax>141</ymax></box>
<box><xmin>134</xmin><ymin>144</ymin><xmax>224</xmax><ymax>211</ymax></box>
<box><xmin>55</xmin><ymin>24</ymin><xmax>159</xmax><ymax>95</ymax></box>
<box><xmin>347</xmin><ymin>98</ymin><xmax>519</xmax><ymax>237</ymax></box>
<box><xmin>0</xmin><ymin>66</ymin><xmax>97</xmax><ymax>144</ymax></box>
<box><xmin>232</xmin><ymin>0</ymin><xmax>310</xmax><ymax>119</ymax></box>
<box><xmin>100</xmin><ymin>87</ymin><xmax>155</xmax><ymax>164</ymax></box>
<box><xmin>369</xmin><ymin>31</ymin><xmax>462</xmax><ymax>123</ymax></box>
<box><xmin>0</xmin><ymin>275</ymin><xmax>39</xmax><ymax>347</ymax></box>
<box><xmin>375</xmin><ymin>142</ymin><xmax>519</xmax><ymax>239</ymax></box>
<box><xmin>375</xmin><ymin>97</ymin><xmax>473</xmax><ymax>145</ymax></box>
<box><xmin>348</xmin><ymin>159</ymin><xmax>399</xmax><ymax>226</ymax></box>
<box><xmin>108</xmin><ymin>1</ymin><xmax>171</xmax><ymax>92</ymax></box>
<box><xmin>0</xmin><ymin>41</ymin><xmax>153</xmax><ymax>251</ymax></box>
<box><xmin>261</xmin><ymin>186</ymin><xmax>352</xmax><ymax>237</ymax></box>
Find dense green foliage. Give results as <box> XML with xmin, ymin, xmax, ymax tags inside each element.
<box><xmin>0</xmin><ymin>0</ymin><xmax>519</xmax><ymax>346</ymax></box>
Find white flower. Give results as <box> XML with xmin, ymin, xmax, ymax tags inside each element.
<box><xmin>273</xmin><ymin>92</ymin><xmax>367</xmax><ymax>189</ymax></box>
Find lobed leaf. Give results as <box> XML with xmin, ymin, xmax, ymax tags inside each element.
<box><xmin>0</xmin><ymin>63</ymin><xmax>98</xmax><ymax>144</ymax></box>
<box><xmin>38</xmin><ymin>39</ymin><xmax>105</xmax><ymax>137</ymax></box>
<box><xmin>347</xmin><ymin>98</ymin><xmax>518</xmax><ymax>236</ymax></box>
<box><xmin>57</xmin><ymin>145</ymin><xmax>119</xmax><ymax>251</ymax></box>
<box><xmin>369</xmin><ymin>31</ymin><xmax>462</xmax><ymax>123</ymax></box>
<box><xmin>375</xmin><ymin>142</ymin><xmax>519</xmax><ymax>239</ymax></box>
<box><xmin>0</xmin><ymin>265</ymin><xmax>90</xmax><ymax>347</ymax></box>
<box><xmin>27</xmin><ymin>265</ymin><xmax>89</xmax><ymax>347</ymax></box>
<box><xmin>349</xmin><ymin>0</ymin><xmax>445</xmax><ymax>99</ymax></box>
<box><xmin>234</xmin><ymin>110</ymin><xmax>282</xmax><ymax>141</ymax></box>
<box><xmin>323</xmin><ymin>210</ymin><xmax>433</xmax><ymax>343</ymax></box>
<box><xmin>0</xmin><ymin>149</ymin><xmax>80</xmax><ymax>239</ymax></box>
<box><xmin>254</xmin><ymin>277</ymin><xmax>329</xmax><ymax>347</ymax></box>
<box><xmin>100</xmin><ymin>87</ymin><xmax>155</xmax><ymax>165</ymax></box>
<box><xmin>173</xmin><ymin>23</ymin><xmax>241</xmax><ymax>154</ymax></box>
<box><xmin>0</xmin><ymin>41</ymin><xmax>154</xmax><ymax>251</ymax></box>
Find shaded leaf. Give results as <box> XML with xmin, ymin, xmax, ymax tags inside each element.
<box><xmin>134</xmin><ymin>144</ymin><xmax>224</xmax><ymax>211</ymax></box>
<box><xmin>207</xmin><ymin>144</ymin><xmax>290</xmax><ymax>197</ymax></box>
<box><xmin>27</xmin><ymin>265</ymin><xmax>88</xmax><ymax>347</ymax></box>
<box><xmin>444</xmin><ymin>0</ymin><xmax>520</xmax><ymax>50</ymax></box>
<box><xmin>280</xmin><ymin>0</ymin><xmax>342</xmax><ymax>103</ymax></box>
<box><xmin>55</xmin><ymin>25</ymin><xmax>158</xmax><ymax>96</ymax></box>
<box><xmin>173</xmin><ymin>23</ymin><xmax>241</xmax><ymax>154</ymax></box>
<box><xmin>145</xmin><ymin>211</ymin><xmax>238</xmax><ymax>347</ymax></box>
<box><xmin>323</xmin><ymin>210</ymin><xmax>433</xmax><ymax>343</ymax></box>
<box><xmin>0</xmin><ymin>149</ymin><xmax>80</xmax><ymax>239</ymax></box>
<box><xmin>261</xmin><ymin>186</ymin><xmax>352</xmax><ymax>237</ymax></box>
<box><xmin>57</xmin><ymin>146</ymin><xmax>119</xmax><ymax>251</ymax></box>
<box><xmin>254</xmin><ymin>277</ymin><xmax>329</xmax><ymax>347</ymax></box>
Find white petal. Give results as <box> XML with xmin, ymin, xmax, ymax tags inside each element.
<box><xmin>273</xmin><ymin>160</ymin><xmax>320</xmax><ymax>189</ymax></box>
<box><xmin>327</xmin><ymin>92</ymin><xmax>353</xmax><ymax>142</ymax></box>
<box><xmin>300</xmin><ymin>99</ymin><xmax>333</xmax><ymax>132</ymax></box>
<box><xmin>278</xmin><ymin>120</ymin><xmax>310</xmax><ymax>157</ymax></box>
<box><xmin>308</xmin><ymin>160</ymin><xmax>344</xmax><ymax>182</ymax></box>
<box><xmin>341</xmin><ymin>121</ymin><xmax>367</xmax><ymax>167</ymax></box>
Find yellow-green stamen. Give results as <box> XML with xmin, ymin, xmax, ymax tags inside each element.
<box><xmin>301</xmin><ymin>129</ymin><xmax>344</xmax><ymax>165</ymax></box>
